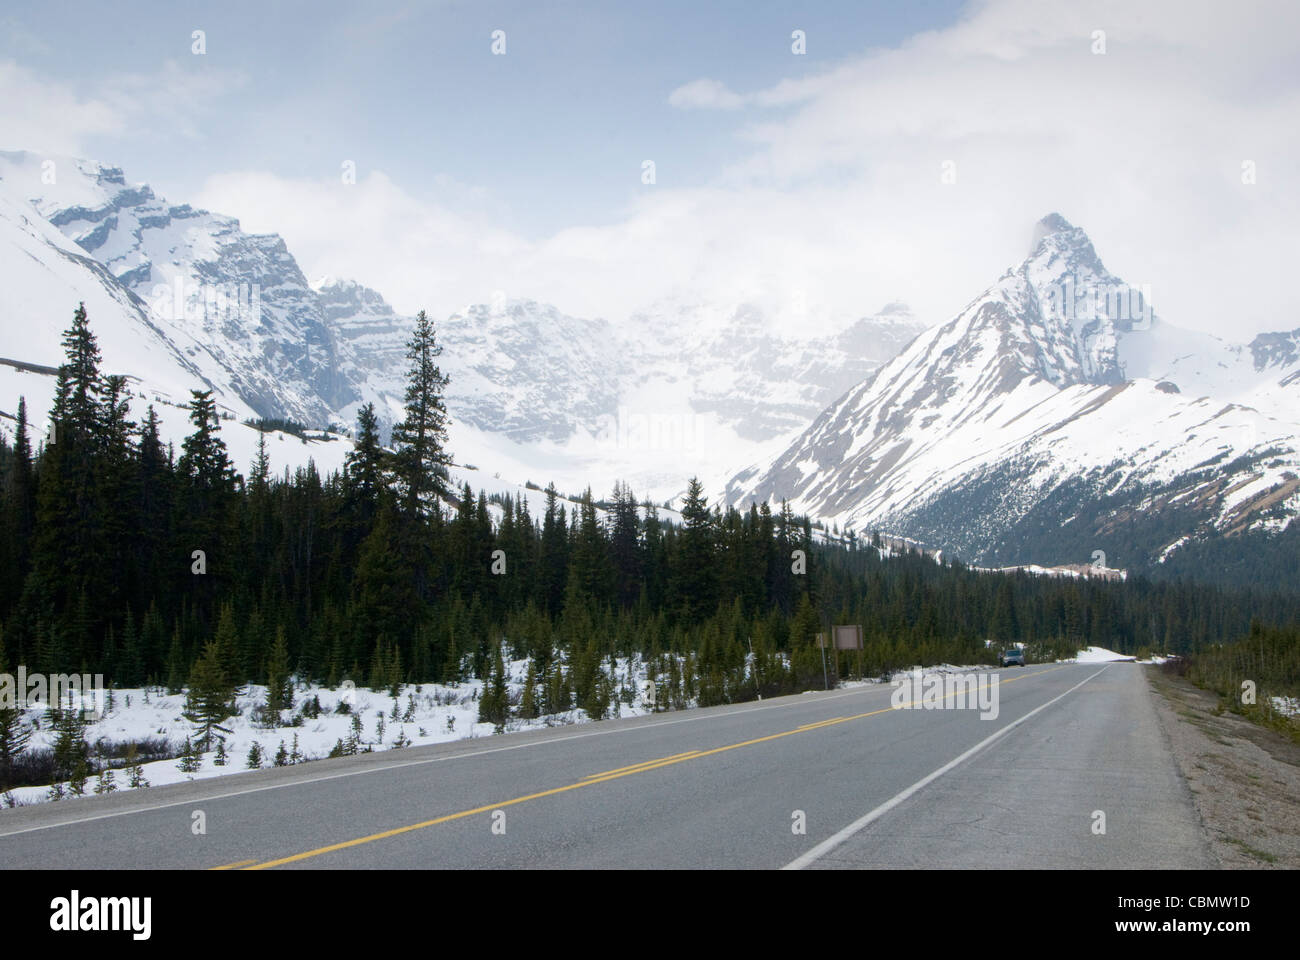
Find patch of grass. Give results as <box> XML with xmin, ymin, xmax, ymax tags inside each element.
<box><xmin>1224</xmin><ymin>836</ymin><xmax>1278</xmax><ymax>863</ymax></box>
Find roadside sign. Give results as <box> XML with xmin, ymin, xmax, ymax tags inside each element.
<box><xmin>833</xmin><ymin>625</ymin><xmax>863</xmax><ymax>651</ymax></box>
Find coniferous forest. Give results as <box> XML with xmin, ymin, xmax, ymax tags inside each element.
<box><xmin>2</xmin><ymin>303</ymin><xmax>1300</xmax><ymax>734</ymax></box>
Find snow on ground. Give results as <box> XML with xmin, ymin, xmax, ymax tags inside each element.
<box><xmin>1</xmin><ymin>644</ymin><xmax>1149</xmax><ymax>806</ymax></box>
<box><xmin>1271</xmin><ymin>696</ymin><xmax>1300</xmax><ymax>719</ymax></box>
<box><xmin>1067</xmin><ymin>645</ymin><xmax>1137</xmax><ymax>663</ymax></box>
<box><xmin>3</xmin><ymin>656</ymin><xmax>659</xmax><ymax>807</ymax></box>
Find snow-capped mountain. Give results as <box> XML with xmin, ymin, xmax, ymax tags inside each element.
<box><xmin>0</xmin><ymin>169</ymin><xmax>263</xmax><ymax>424</ymax></box>
<box><xmin>0</xmin><ymin>149</ymin><xmax>923</xmax><ymax>501</ymax></box>
<box><xmin>726</xmin><ymin>214</ymin><xmax>1300</xmax><ymax>569</ymax></box>
<box><xmin>0</xmin><ymin>150</ymin><xmax>359</xmax><ymax>429</ymax></box>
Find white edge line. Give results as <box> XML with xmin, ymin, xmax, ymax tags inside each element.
<box><xmin>782</xmin><ymin>664</ymin><xmax>1110</xmax><ymax>870</ymax></box>
<box><xmin>0</xmin><ymin>681</ymin><xmax>889</xmax><ymax>839</ymax></box>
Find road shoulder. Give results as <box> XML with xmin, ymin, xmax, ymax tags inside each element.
<box><xmin>1144</xmin><ymin>663</ymin><xmax>1300</xmax><ymax>869</ymax></box>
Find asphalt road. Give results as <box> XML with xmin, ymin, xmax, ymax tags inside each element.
<box><xmin>0</xmin><ymin>662</ymin><xmax>1216</xmax><ymax>869</ymax></box>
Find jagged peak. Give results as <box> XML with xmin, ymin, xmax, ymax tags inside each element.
<box><xmin>1030</xmin><ymin>212</ymin><xmax>1078</xmax><ymax>252</ymax></box>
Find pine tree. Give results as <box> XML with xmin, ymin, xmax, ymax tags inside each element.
<box><xmin>177</xmin><ymin>736</ymin><xmax>201</xmax><ymax>774</ymax></box>
<box><xmin>672</xmin><ymin>477</ymin><xmax>716</xmax><ymax>622</ymax></box>
<box><xmin>0</xmin><ymin>630</ymin><xmax>29</xmax><ymax>790</ymax></box>
<box><xmin>390</xmin><ymin>310</ymin><xmax>452</xmax><ymax>515</ymax></box>
<box><xmin>348</xmin><ymin>713</ymin><xmax>363</xmax><ymax>753</ymax></box>
<box><xmin>183</xmin><ymin>636</ymin><xmax>237</xmax><ymax>750</ymax></box>
<box><xmin>519</xmin><ymin>659</ymin><xmax>539</xmax><ymax>719</ymax></box>
<box><xmin>246</xmin><ymin>741</ymin><xmax>264</xmax><ymax>769</ymax></box>
<box><xmin>164</xmin><ymin>628</ymin><xmax>186</xmax><ymax>695</ymax></box>
<box><xmin>125</xmin><ymin>743</ymin><xmax>148</xmax><ymax>788</ymax></box>
<box><xmin>31</xmin><ymin>304</ymin><xmax>109</xmax><ymax>639</ymax></box>
<box><xmin>250</xmin><ymin>429</ymin><xmax>271</xmax><ymax>494</ymax></box>
<box><xmin>353</xmin><ymin>500</ymin><xmax>419</xmax><ymax>656</ymax></box>
<box><xmin>176</xmin><ymin>390</ymin><xmax>237</xmax><ymax>600</ymax></box>
<box><xmin>177</xmin><ymin>390</ymin><xmax>236</xmax><ymax>493</ymax></box>
<box><xmin>0</xmin><ymin>397</ymin><xmax>35</xmax><ymax>613</ymax></box>
<box><xmin>51</xmin><ymin>705</ymin><xmax>89</xmax><ymax>790</ymax></box>
<box><xmin>0</xmin><ymin>707</ymin><xmax>29</xmax><ymax>791</ymax></box>
<box><xmin>263</xmin><ymin>625</ymin><xmax>293</xmax><ymax>722</ymax></box>
<box><xmin>211</xmin><ymin>602</ymin><xmax>242</xmax><ymax>689</ymax></box>
<box><xmin>344</xmin><ymin>402</ymin><xmax>386</xmax><ymax>523</ymax></box>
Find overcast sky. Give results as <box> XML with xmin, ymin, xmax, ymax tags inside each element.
<box><xmin>2</xmin><ymin>0</ymin><xmax>1297</xmax><ymax>339</ymax></box>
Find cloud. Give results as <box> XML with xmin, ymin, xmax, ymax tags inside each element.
<box><xmin>0</xmin><ymin>60</ymin><xmax>122</xmax><ymax>154</ymax></box>
<box><xmin>195</xmin><ymin>168</ymin><xmax>532</xmax><ymax>320</ymax></box>
<box><xmin>101</xmin><ymin>60</ymin><xmax>248</xmax><ymax>140</ymax></box>
<box><xmin>0</xmin><ymin>57</ymin><xmax>247</xmax><ymax>154</ymax></box>
<box><xmin>163</xmin><ymin>0</ymin><xmax>1300</xmax><ymax>342</ymax></box>
<box><xmin>668</xmin><ymin>78</ymin><xmax>747</xmax><ymax>110</ymax></box>
<box><xmin>668</xmin><ymin>74</ymin><xmax>821</xmax><ymax>112</ymax></box>
<box><xmin>647</xmin><ymin>0</ymin><xmax>1300</xmax><ymax>338</ymax></box>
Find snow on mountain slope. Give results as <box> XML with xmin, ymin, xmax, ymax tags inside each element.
<box><xmin>0</xmin><ymin>174</ymin><xmax>255</xmax><ymax>419</ymax></box>
<box><xmin>317</xmin><ymin>283</ymin><xmax>923</xmax><ymax>501</ymax></box>
<box><xmin>0</xmin><ymin>150</ymin><xmax>357</xmax><ymax>428</ymax></box>
<box><xmin>1</xmin><ymin>148</ymin><xmax>925</xmax><ymax>504</ymax></box>
<box><xmin>727</xmin><ymin>214</ymin><xmax>1300</xmax><ymax>566</ymax></box>
<box><xmin>437</xmin><ymin>300</ymin><xmax>628</xmax><ymax>444</ymax></box>
<box><xmin>623</xmin><ymin>299</ymin><xmax>922</xmax><ymax>443</ymax></box>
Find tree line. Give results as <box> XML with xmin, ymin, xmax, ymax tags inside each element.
<box><xmin>1</xmin><ymin>303</ymin><xmax>1299</xmax><ymax>728</ymax></box>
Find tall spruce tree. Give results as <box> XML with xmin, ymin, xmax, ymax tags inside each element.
<box><xmin>31</xmin><ymin>304</ymin><xmax>108</xmax><ymax>633</ymax></box>
<box><xmin>672</xmin><ymin>478</ymin><xmax>716</xmax><ymax>623</ymax></box>
<box><xmin>390</xmin><ymin>310</ymin><xmax>452</xmax><ymax>515</ymax></box>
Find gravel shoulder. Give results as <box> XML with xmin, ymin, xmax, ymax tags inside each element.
<box><xmin>1145</xmin><ymin>663</ymin><xmax>1300</xmax><ymax>869</ymax></box>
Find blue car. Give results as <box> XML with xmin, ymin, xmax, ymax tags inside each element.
<box><xmin>999</xmin><ymin>648</ymin><xmax>1025</xmax><ymax>667</ymax></box>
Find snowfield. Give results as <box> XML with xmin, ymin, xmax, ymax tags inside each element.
<box><xmin>1069</xmin><ymin>646</ymin><xmax>1138</xmax><ymax>663</ymax></box>
<box><xmin>3</xmin><ymin>656</ymin><xmax>660</xmax><ymax>807</ymax></box>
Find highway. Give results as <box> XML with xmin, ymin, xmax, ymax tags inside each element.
<box><xmin>0</xmin><ymin>662</ymin><xmax>1216</xmax><ymax>869</ymax></box>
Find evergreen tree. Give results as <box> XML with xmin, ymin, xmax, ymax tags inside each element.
<box><xmin>178</xmin><ymin>390</ymin><xmax>236</xmax><ymax>493</ymax></box>
<box><xmin>672</xmin><ymin>478</ymin><xmax>716</xmax><ymax>622</ymax></box>
<box><xmin>51</xmin><ymin>705</ymin><xmax>90</xmax><ymax>789</ymax></box>
<box><xmin>0</xmin><ymin>397</ymin><xmax>35</xmax><ymax>612</ymax></box>
<box><xmin>183</xmin><ymin>636</ymin><xmax>237</xmax><ymax>750</ymax></box>
<box><xmin>478</xmin><ymin>641</ymin><xmax>509</xmax><ymax>726</ymax></box>
<box><xmin>344</xmin><ymin>402</ymin><xmax>386</xmax><ymax>523</ymax></box>
<box><xmin>519</xmin><ymin>659</ymin><xmax>539</xmax><ymax>719</ymax></box>
<box><xmin>390</xmin><ymin>310</ymin><xmax>452</xmax><ymax>514</ymax></box>
<box><xmin>177</xmin><ymin>736</ymin><xmax>201</xmax><ymax>774</ymax></box>
<box><xmin>263</xmin><ymin>625</ymin><xmax>294</xmax><ymax>721</ymax></box>
<box><xmin>0</xmin><ymin>707</ymin><xmax>29</xmax><ymax>792</ymax></box>
<box><xmin>125</xmin><ymin>743</ymin><xmax>149</xmax><ymax>789</ymax></box>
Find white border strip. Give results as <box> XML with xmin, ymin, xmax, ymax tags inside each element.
<box><xmin>783</xmin><ymin>665</ymin><xmax>1109</xmax><ymax>870</ymax></box>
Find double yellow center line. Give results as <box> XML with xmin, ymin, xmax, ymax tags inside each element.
<box><xmin>214</xmin><ymin>665</ymin><xmax>1065</xmax><ymax>869</ymax></box>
